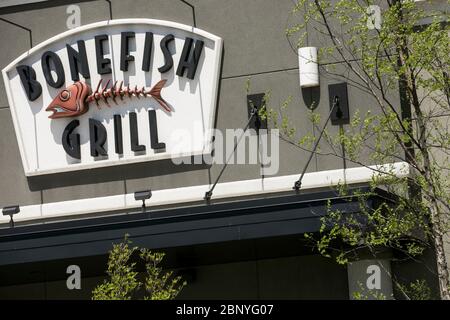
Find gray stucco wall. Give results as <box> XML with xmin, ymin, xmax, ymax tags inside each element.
<box><xmin>0</xmin><ymin>0</ymin><xmax>394</xmax><ymax>208</ymax></box>
<box><xmin>0</xmin><ymin>0</ymin><xmax>445</xmax><ymax>300</ymax></box>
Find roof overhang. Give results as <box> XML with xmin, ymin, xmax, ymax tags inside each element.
<box><xmin>0</xmin><ymin>186</ymin><xmax>394</xmax><ymax>267</ymax></box>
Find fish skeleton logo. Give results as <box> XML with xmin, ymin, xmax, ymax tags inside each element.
<box><xmin>46</xmin><ymin>79</ymin><xmax>170</xmax><ymax>119</ymax></box>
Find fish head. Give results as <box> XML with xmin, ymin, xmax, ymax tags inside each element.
<box><xmin>46</xmin><ymin>82</ymin><xmax>90</xmax><ymax>119</ymax></box>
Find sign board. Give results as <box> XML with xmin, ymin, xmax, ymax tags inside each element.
<box><xmin>2</xmin><ymin>19</ymin><xmax>222</xmax><ymax>176</ymax></box>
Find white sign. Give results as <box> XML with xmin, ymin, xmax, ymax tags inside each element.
<box><xmin>2</xmin><ymin>19</ymin><xmax>223</xmax><ymax>176</ymax></box>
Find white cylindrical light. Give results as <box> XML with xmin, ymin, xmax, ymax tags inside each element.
<box><xmin>298</xmin><ymin>47</ymin><xmax>319</xmax><ymax>88</ymax></box>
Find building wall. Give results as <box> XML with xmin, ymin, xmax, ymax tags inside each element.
<box><xmin>0</xmin><ymin>0</ymin><xmax>392</xmax><ymax>210</ymax></box>
<box><xmin>0</xmin><ymin>0</ymin><xmax>444</xmax><ymax>300</ymax></box>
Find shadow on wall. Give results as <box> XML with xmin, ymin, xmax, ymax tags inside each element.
<box><xmin>27</xmin><ymin>157</ymin><xmax>210</xmax><ymax>191</ymax></box>
<box><xmin>212</xmin><ymin>47</ymin><xmax>225</xmax><ymax>132</ymax></box>
<box><xmin>301</xmin><ymin>87</ymin><xmax>321</xmax><ymax>110</ymax></box>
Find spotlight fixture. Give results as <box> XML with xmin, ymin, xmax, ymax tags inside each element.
<box><xmin>2</xmin><ymin>205</ymin><xmax>20</xmax><ymax>228</ymax></box>
<box><xmin>134</xmin><ymin>190</ymin><xmax>152</xmax><ymax>213</ymax></box>
<box><xmin>328</xmin><ymin>82</ymin><xmax>350</xmax><ymax>125</ymax></box>
<box><xmin>246</xmin><ymin>93</ymin><xmax>267</xmax><ymax>132</ymax></box>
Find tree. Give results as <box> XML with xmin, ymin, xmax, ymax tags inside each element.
<box><xmin>262</xmin><ymin>0</ymin><xmax>449</xmax><ymax>299</ymax></box>
<box><xmin>92</xmin><ymin>236</ymin><xmax>186</xmax><ymax>300</ymax></box>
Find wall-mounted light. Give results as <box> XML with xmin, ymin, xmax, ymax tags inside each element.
<box><xmin>247</xmin><ymin>93</ymin><xmax>267</xmax><ymax>132</ymax></box>
<box><xmin>328</xmin><ymin>82</ymin><xmax>350</xmax><ymax>125</ymax></box>
<box><xmin>2</xmin><ymin>205</ymin><xmax>20</xmax><ymax>228</ymax></box>
<box><xmin>134</xmin><ymin>190</ymin><xmax>152</xmax><ymax>213</ymax></box>
<box><xmin>298</xmin><ymin>47</ymin><xmax>319</xmax><ymax>88</ymax></box>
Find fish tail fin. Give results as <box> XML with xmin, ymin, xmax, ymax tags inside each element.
<box><xmin>149</xmin><ymin>79</ymin><xmax>171</xmax><ymax>112</ymax></box>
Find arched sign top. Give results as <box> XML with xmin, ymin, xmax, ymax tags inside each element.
<box><xmin>2</xmin><ymin>19</ymin><xmax>223</xmax><ymax>176</ymax></box>
<box><xmin>4</xmin><ymin>19</ymin><xmax>222</xmax><ymax>71</ymax></box>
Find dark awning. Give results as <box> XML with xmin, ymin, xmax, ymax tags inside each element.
<box><xmin>0</xmin><ymin>186</ymin><xmax>392</xmax><ymax>266</ymax></box>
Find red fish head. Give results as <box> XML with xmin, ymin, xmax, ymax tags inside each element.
<box><xmin>46</xmin><ymin>82</ymin><xmax>90</xmax><ymax>119</ymax></box>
